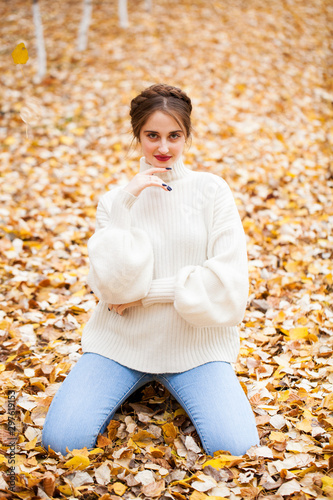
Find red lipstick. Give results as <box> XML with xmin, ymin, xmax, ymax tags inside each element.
<box><xmin>154</xmin><ymin>155</ymin><xmax>172</xmax><ymax>161</ymax></box>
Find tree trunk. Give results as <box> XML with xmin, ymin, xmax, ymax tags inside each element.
<box><xmin>145</xmin><ymin>0</ymin><xmax>152</xmax><ymax>12</ymax></box>
<box><xmin>118</xmin><ymin>0</ymin><xmax>128</xmax><ymax>28</ymax></box>
<box><xmin>32</xmin><ymin>0</ymin><xmax>47</xmax><ymax>82</ymax></box>
<box><xmin>77</xmin><ymin>0</ymin><xmax>93</xmax><ymax>52</ymax></box>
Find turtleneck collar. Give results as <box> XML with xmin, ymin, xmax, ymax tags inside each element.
<box><xmin>139</xmin><ymin>156</ymin><xmax>191</xmax><ymax>182</ymax></box>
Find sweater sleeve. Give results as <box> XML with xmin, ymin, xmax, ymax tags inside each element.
<box><xmin>87</xmin><ymin>187</ymin><xmax>154</xmax><ymax>304</ymax></box>
<box><xmin>141</xmin><ymin>180</ymin><xmax>249</xmax><ymax>328</ymax></box>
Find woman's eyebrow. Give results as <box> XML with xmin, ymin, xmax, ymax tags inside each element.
<box><xmin>143</xmin><ymin>129</ymin><xmax>183</xmax><ymax>133</ymax></box>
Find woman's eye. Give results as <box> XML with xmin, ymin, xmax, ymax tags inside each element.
<box><xmin>148</xmin><ymin>133</ymin><xmax>158</xmax><ymax>139</ymax></box>
<box><xmin>170</xmin><ymin>134</ymin><xmax>180</xmax><ymax>140</ymax></box>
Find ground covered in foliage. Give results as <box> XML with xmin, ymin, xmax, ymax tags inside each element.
<box><xmin>0</xmin><ymin>0</ymin><xmax>333</xmax><ymax>498</ymax></box>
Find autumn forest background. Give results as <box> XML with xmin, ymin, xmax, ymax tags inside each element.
<box><xmin>0</xmin><ymin>0</ymin><xmax>333</xmax><ymax>499</ymax></box>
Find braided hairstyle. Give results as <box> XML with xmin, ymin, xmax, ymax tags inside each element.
<box><xmin>130</xmin><ymin>84</ymin><xmax>192</xmax><ymax>142</ymax></box>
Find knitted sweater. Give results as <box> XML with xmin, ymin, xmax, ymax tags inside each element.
<box><xmin>81</xmin><ymin>156</ymin><xmax>249</xmax><ymax>373</ymax></box>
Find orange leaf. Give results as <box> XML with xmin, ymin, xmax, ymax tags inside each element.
<box><xmin>162</xmin><ymin>422</ymin><xmax>178</xmax><ymax>444</ymax></box>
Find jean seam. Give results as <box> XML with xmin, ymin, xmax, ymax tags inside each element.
<box><xmin>157</xmin><ymin>375</ymin><xmax>211</xmax><ymax>455</ymax></box>
<box><xmin>89</xmin><ymin>373</ymin><xmax>152</xmax><ymax>449</ymax></box>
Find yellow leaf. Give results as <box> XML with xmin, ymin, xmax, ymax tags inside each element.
<box><xmin>278</xmin><ymin>390</ymin><xmax>290</xmax><ymax>402</ymax></box>
<box><xmin>203</xmin><ymin>455</ymin><xmax>242</xmax><ymax>469</ymax></box>
<box><xmin>296</xmin><ymin>418</ymin><xmax>312</xmax><ymax>433</ymax></box>
<box><xmin>72</xmin><ymin>288</ymin><xmax>87</xmax><ymax>297</ymax></box>
<box><xmin>88</xmin><ymin>448</ymin><xmax>104</xmax><ymax>455</ymax></box>
<box><xmin>71</xmin><ymin>447</ymin><xmax>89</xmax><ymax>456</ymax></box>
<box><xmin>112</xmin><ymin>482</ymin><xmax>127</xmax><ymax>496</ymax></box>
<box><xmin>4</xmin><ymin>136</ymin><xmax>16</xmax><ymax>145</ymax></box>
<box><xmin>275</xmin><ymin>311</ymin><xmax>286</xmax><ymax>323</ymax></box>
<box><xmin>289</xmin><ymin>327</ymin><xmax>308</xmax><ymax>340</ymax></box>
<box><xmin>69</xmin><ymin>305</ymin><xmax>86</xmax><ymax>313</ymax></box>
<box><xmin>107</xmin><ymin>419</ymin><xmax>120</xmax><ymax>440</ymax></box>
<box><xmin>6</xmin><ymin>354</ymin><xmax>17</xmax><ymax>363</ymax></box>
<box><xmin>174</xmin><ymin>408</ymin><xmax>187</xmax><ymax>417</ymax></box>
<box><xmin>72</xmin><ymin>127</ymin><xmax>86</xmax><ymax>136</ymax></box>
<box><xmin>147</xmin><ymin>446</ymin><xmax>165</xmax><ymax>458</ymax></box>
<box><xmin>190</xmin><ymin>492</ymin><xmax>209</xmax><ymax>500</ymax></box>
<box><xmin>63</xmin><ymin>455</ymin><xmax>90</xmax><ymax>470</ymax></box>
<box><xmin>30</xmin><ymin>378</ymin><xmax>46</xmax><ymax>391</ymax></box>
<box><xmin>12</xmin><ymin>42</ymin><xmax>29</xmax><ymax>64</ymax></box>
<box><xmin>190</xmin><ymin>492</ymin><xmax>228</xmax><ymax>500</ymax></box>
<box><xmin>297</xmin><ymin>316</ymin><xmax>308</xmax><ymax>325</ymax></box>
<box><xmin>269</xmin><ymin>431</ymin><xmax>286</xmax><ymax>443</ymax></box>
<box><xmin>322</xmin><ymin>476</ymin><xmax>333</xmax><ymax>494</ymax></box>
<box><xmin>60</xmin><ymin>135</ymin><xmax>75</xmax><ymax>145</ymax></box>
<box><xmin>308</xmin><ymin>263</ymin><xmax>320</xmax><ymax>275</ymax></box>
<box><xmin>323</xmin><ymin>393</ymin><xmax>333</xmax><ymax>411</ymax></box>
<box><xmin>24</xmin><ymin>436</ymin><xmax>38</xmax><ymax>450</ymax></box>
<box><xmin>162</xmin><ymin>422</ymin><xmax>178</xmax><ymax>444</ymax></box>
<box><xmin>325</xmin><ymin>273</ymin><xmax>332</xmax><ymax>285</ymax></box>
<box><xmin>127</xmin><ymin>437</ymin><xmax>140</xmax><ymax>451</ymax></box>
<box><xmin>285</xmin><ymin>261</ymin><xmax>300</xmax><ymax>273</ymax></box>
<box><xmin>131</xmin><ymin>430</ymin><xmax>156</xmax><ymax>447</ymax></box>
<box><xmin>57</xmin><ymin>484</ymin><xmax>73</xmax><ymax>496</ymax></box>
<box><xmin>303</xmin><ymin>409</ymin><xmax>314</xmax><ymax>419</ymax></box>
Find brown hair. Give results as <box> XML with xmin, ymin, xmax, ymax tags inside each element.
<box><xmin>130</xmin><ymin>84</ymin><xmax>192</xmax><ymax>144</ymax></box>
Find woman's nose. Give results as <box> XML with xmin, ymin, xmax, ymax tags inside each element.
<box><xmin>158</xmin><ymin>141</ymin><xmax>169</xmax><ymax>154</ymax></box>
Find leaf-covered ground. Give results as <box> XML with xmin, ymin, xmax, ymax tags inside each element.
<box><xmin>0</xmin><ymin>0</ymin><xmax>333</xmax><ymax>498</ymax></box>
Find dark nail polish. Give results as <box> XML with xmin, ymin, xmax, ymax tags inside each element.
<box><xmin>167</xmin><ymin>186</ymin><xmax>172</xmax><ymax>191</ymax></box>
<box><xmin>108</xmin><ymin>308</ymin><xmax>110</xmax><ymax>311</ymax></box>
<box><xmin>166</xmin><ymin>167</ymin><xmax>172</xmax><ymax>170</ymax></box>
<box><xmin>162</xmin><ymin>183</ymin><xmax>167</xmax><ymax>186</ymax></box>
<box><xmin>90</xmin><ymin>291</ymin><xmax>94</xmax><ymax>294</ymax></box>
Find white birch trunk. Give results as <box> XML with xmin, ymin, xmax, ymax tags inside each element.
<box><xmin>118</xmin><ymin>0</ymin><xmax>128</xmax><ymax>28</ymax></box>
<box><xmin>32</xmin><ymin>0</ymin><xmax>46</xmax><ymax>82</ymax></box>
<box><xmin>77</xmin><ymin>0</ymin><xmax>93</xmax><ymax>51</ymax></box>
<box><xmin>145</xmin><ymin>0</ymin><xmax>152</xmax><ymax>12</ymax></box>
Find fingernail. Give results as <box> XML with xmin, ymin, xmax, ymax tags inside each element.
<box><xmin>167</xmin><ymin>186</ymin><xmax>172</xmax><ymax>191</ymax></box>
<box><xmin>108</xmin><ymin>308</ymin><xmax>110</xmax><ymax>311</ymax></box>
<box><xmin>90</xmin><ymin>291</ymin><xmax>94</xmax><ymax>294</ymax></box>
<box><xmin>162</xmin><ymin>183</ymin><xmax>167</xmax><ymax>186</ymax></box>
<box><xmin>165</xmin><ymin>167</ymin><xmax>172</xmax><ymax>170</ymax></box>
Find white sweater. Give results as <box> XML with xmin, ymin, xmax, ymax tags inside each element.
<box><xmin>81</xmin><ymin>156</ymin><xmax>249</xmax><ymax>373</ymax></box>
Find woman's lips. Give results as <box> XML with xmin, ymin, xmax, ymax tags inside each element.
<box><xmin>154</xmin><ymin>155</ymin><xmax>172</xmax><ymax>161</ymax></box>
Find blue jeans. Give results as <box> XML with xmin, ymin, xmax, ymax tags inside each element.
<box><xmin>42</xmin><ymin>353</ymin><xmax>259</xmax><ymax>456</ymax></box>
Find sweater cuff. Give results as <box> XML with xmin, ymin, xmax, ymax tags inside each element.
<box><xmin>110</xmin><ymin>189</ymin><xmax>138</xmax><ymax>227</ymax></box>
<box><xmin>141</xmin><ymin>277</ymin><xmax>176</xmax><ymax>307</ymax></box>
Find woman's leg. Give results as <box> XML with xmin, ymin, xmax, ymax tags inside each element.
<box><xmin>42</xmin><ymin>353</ymin><xmax>152</xmax><ymax>455</ymax></box>
<box><xmin>158</xmin><ymin>361</ymin><xmax>259</xmax><ymax>456</ymax></box>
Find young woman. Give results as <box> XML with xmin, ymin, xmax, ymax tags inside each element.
<box><xmin>42</xmin><ymin>84</ymin><xmax>260</xmax><ymax>457</ymax></box>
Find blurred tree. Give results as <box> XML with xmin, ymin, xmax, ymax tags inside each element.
<box><xmin>145</xmin><ymin>0</ymin><xmax>152</xmax><ymax>12</ymax></box>
<box><xmin>32</xmin><ymin>0</ymin><xmax>46</xmax><ymax>82</ymax></box>
<box><xmin>119</xmin><ymin>0</ymin><xmax>129</xmax><ymax>28</ymax></box>
<box><xmin>77</xmin><ymin>0</ymin><xmax>93</xmax><ymax>51</ymax></box>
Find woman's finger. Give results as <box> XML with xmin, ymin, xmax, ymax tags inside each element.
<box><xmin>142</xmin><ymin>166</ymin><xmax>172</xmax><ymax>175</ymax></box>
<box><xmin>143</xmin><ymin>173</ymin><xmax>172</xmax><ymax>191</ymax></box>
<box><xmin>116</xmin><ymin>304</ymin><xmax>124</xmax><ymax>315</ymax></box>
<box><xmin>108</xmin><ymin>304</ymin><xmax>123</xmax><ymax>315</ymax></box>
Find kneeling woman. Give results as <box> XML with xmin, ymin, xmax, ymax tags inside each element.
<box><xmin>42</xmin><ymin>83</ymin><xmax>260</xmax><ymax>457</ymax></box>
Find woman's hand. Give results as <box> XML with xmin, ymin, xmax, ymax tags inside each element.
<box><xmin>108</xmin><ymin>299</ymin><xmax>143</xmax><ymax>315</ymax></box>
<box><xmin>123</xmin><ymin>166</ymin><xmax>172</xmax><ymax>197</ymax></box>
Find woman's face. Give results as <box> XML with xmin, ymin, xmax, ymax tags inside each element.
<box><xmin>139</xmin><ymin>111</ymin><xmax>186</xmax><ymax>168</ymax></box>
